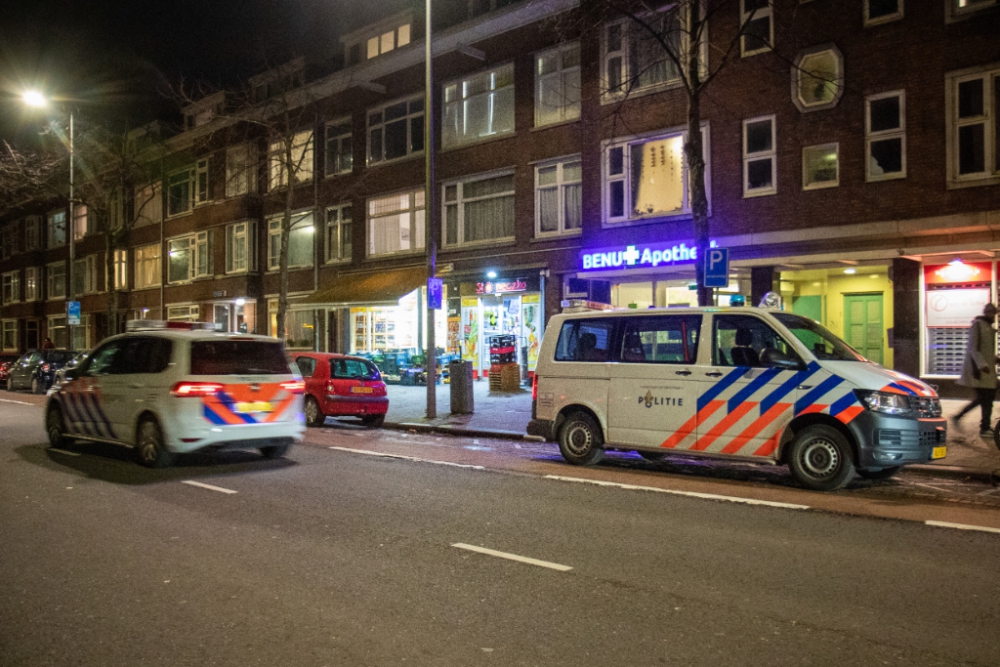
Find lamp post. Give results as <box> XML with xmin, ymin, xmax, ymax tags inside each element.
<box><xmin>424</xmin><ymin>0</ymin><xmax>438</xmax><ymax>419</ymax></box>
<box><xmin>23</xmin><ymin>91</ymin><xmax>76</xmax><ymax>350</ymax></box>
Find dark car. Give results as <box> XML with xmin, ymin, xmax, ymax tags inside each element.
<box><xmin>52</xmin><ymin>350</ymin><xmax>89</xmax><ymax>388</ymax></box>
<box><xmin>6</xmin><ymin>349</ymin><xmax>77</xmax><ymax>394</ymax></box>
<box><xmin>0</xmin><ymin>353</ymin><xmax>21</xmax><ymax>383</ymax></box>
<box><xmin>293</xmin><ymin>352</ymin><xmax>388</xmax><ymax>428</ymax></box>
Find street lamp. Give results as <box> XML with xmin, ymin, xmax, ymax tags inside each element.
<box><xmin>22</xmin><ymin>91</ymin><xmax>76</xmax><ymax>350</ymax></box>
<box><xmin>424</xmin><ymin>0</ymin><xmax>438</xmax><ymax>419</ymax></box>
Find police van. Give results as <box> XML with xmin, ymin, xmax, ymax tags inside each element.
<box><xmin>527</xmin><ymin>300</ymin><xmax>946</xmax><ymax>491</ymax></box>
<box><xmin>44</xmin><ymin>321</ymin><xmax>306</xmax><ymax>467</ymax></box>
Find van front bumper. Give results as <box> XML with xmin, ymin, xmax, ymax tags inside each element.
<box><xmin>848</xmin><ymin>412</ymin><xmax>947</xmax><ymax>470</ymax></box>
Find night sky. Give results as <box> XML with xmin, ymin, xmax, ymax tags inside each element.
<box><xmin>0</xmin><ymin>0</ymin><xmax>412</xmax><ymax>145</ymax></box>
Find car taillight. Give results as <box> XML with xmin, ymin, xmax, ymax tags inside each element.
<box><xmin>281</xmin><ymin>380</ymin><xmax>305</xmax><ymax>394</ymax></box>
<box><xmin>171</xmin><ymin>382</ymin><xmax>224</xmax><ymax>397</ymax></box>
<box><xmin>532</xmin><ymin>374</ymin><xmax>538</xmax><ymax>401</ymax></box>
<box><xmin>42</xmin><ymin>364</ymin><xmax>50</xmax><ymax>372</ymax></box>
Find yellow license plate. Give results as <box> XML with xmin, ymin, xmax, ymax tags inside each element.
<box><xmin>351</xmin><ymin>386</ymin><xmax>374</xmax><ymax>394</ymax></box>
<box><xmin>931</xmin><ymin>446</ymin><xmax>947</xmax><ymax>460</ymax></box>
<box><xmin>235</xmin><ymin>401</ymin><xmax>273</xmax><ymax>414</ymax></box>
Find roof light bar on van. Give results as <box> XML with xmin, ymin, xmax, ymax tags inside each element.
<box><xmin>560</xmin><ymin>300</ymin><xmax>615</xmax><ymax>313</ymax></box>
<box><xmin>126</xmin><ymin>320</ymin><xmax>217</xmax><ymax>332</ymax></box>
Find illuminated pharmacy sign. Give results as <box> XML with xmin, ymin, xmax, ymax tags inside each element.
<box><xmin>580</xmin><ymin>240</ymin><xmax>718</xmax><ymax>272</ymax></box>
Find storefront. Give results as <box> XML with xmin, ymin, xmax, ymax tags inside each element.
<box><xmin>920</xmin><ymin>258</ymin><xmax>993</xmax><ymax>380</ymax></box>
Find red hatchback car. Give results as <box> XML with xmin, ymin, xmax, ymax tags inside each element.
<box><xmin>293</xmin><ymin>353</ymin><xmax>389</xmax><ymax>428</ymax></box>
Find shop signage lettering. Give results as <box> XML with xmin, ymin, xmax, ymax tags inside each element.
<box><xmin>580</xmin><ymin>241</ymin><xmax>718</xmax><ymax>271</ymax></box>
<box><xmin>476</xmin><ymin>279</ymin><xmax>528</xmax><ymax>294</ymax></box>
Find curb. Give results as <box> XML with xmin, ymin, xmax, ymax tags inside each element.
<box><xmin>904</xmin><ymin>463</ymin><xmax>1000</xmax><ymax>484</ymax></box>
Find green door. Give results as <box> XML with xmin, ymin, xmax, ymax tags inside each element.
<box><xmin>844</xmin><ymin>293</ymin><xmax>883</xmax><ymax>364</ymax></box>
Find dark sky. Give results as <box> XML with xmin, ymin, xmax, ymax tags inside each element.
<box><xmin>0</xmin><ymin>0</ymin><xmax>411</xmax><ymax>144</ymax></box>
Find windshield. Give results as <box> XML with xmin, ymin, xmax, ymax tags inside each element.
<box><xmin>772</xmin><ymin>313</ymin><xmax>866</xmax><ymax>362</ymax></box>
<box><xmin>189</xmin><ymin>341</ymin><xmax>291</xmax><ymax>375</ymax></box>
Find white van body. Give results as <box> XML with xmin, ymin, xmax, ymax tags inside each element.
<box><xmin>528</xmin><ymin>306</ymin><xmax>946</xmax><ymax>491</ymax></box>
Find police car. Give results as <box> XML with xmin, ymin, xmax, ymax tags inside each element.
<box><xmin>44</xmin><ymin>321</ymin><xmax>306</xmax><ymax>467</ymax></box>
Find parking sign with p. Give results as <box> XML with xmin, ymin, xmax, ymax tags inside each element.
<box><xmin>702</xmin><ymin>247</ymin><xmax>729</xmax><ymax>288</ymax></box>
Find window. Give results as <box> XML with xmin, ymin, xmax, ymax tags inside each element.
<box><xmin>269</xmin><ymin>303</ymin><xmax>316</xmax><ymax>349</ymax></box>
<box><xmin>741</xmin><ymin>0</ymin><xmax>773</xmax><ymax>57</ymax></box>
<box><xmin>442</xmin><ymin>64</ymin><xmax>514</xmax><ymax>148</ymax></box>
<box><xmin>24</xmin><ymin>216</ymin><xmax>41</xmax><ymax>250</ymax></box>
<box><xmin>24</xmin><ymin>267</ymin><xmax>39</xmax><ymax>301</ymax></box>
<box><xmin>196</xmin><ymin>158</ymin><xmax>212</xmax><ymax>205</ymax></box>
<box><xmin>2</xmin><ymin>320</ymin><xmax>16</xmax><ymax>351</ymax></box>
<box><xmin>269</xmin><ymin>130</ymin><xmax>314</xmax><ymax>189</ymax></box>
<box><xmin>72</xmin><ymin>255</ymin><xmax>98</xmax><ymax>295</ymax></box>
<box><xmin>2</xmin><ymin>271</ymin><xmax>20</xmax><ymax>305</ymax></box>
<box><xmin>368</xmin><ymin>97</ymin><xmax>424</xmax><ymax>164</ymax></box>
<box><xmin>267</xmin><ymin>212</ymin><xmax>314</xmax><ymax>270</ymax></box>
<box><xmin>364</xmin><ymin>22</ymin><xmax>411</xmax><ymax>60</ymax></box>
<box><xmin>866</xmin><ymin>91</ymin><xmax>906</xmax><ymax>181</ymax></box>
<box><xmin>48</xmin><ymin>316</ymin><xmax>68</xmax><ymax>349</ymax></box>
<box><xmin>864</xmin><ymin>0</ymin><xmax>902</xmax><ymax>25</ymax></box>
<box><xmin>536</xmin><ymin>43</ymin><xmax>581</xmax><ymax>126</ymax></box>
<box><xmin>295</xmin><ymin>356</ymin><xmax>317</xmax><ymax>377</ymax></box>
<box><xmin>326</xmin><ymin>205</ymin><xmax>352</xmax><ymax>263</ymax></box>
<box><xmin>111</xmin><ymin>249</ymin><xmax>127</xmax><ymax>290</ymax></box>
<box><xmin>619</xmin><ymin>315</ymin><xmax>702</xmax><ymax>364</ymax></box>
<box><xmin>325</xmin><ymin>119</ymin><xmax>353</xmax><ymax>176</ymax></box>
<box><xmin>604</xmin><ymin>127</ymin><xmax>706</xmax><ymax>223</ymax></box>
<box><xmin>443</xmin><ymin>172</ymin><xmax>515</xmax><ymax>247</ymax></box>
<box><xmin>135</xmin><ymin>183</ymin><xmax>163</xmax><ymax>226</ymax></box>
<box><xmin>803</xmin><ymin>143</ymin><xmax>840</xmax><ymax>190</ymax></box>
<box><xmin>602</xmin><ymin>13</ymin><xmax>682</xmax><ymax>99</ymax></box>
<box><xmin>368</xmin><ymin>191</ymin><xmax>425</xmax><ymax>256</ymax></box>
<box><xmin>948</xmin><ymin>66</ymin><xmax>1000</xmax><ymax>185</ymax></box>
<box><xmin>226</xmin><ymin>221</ymin><xmax>255</xmax><ymax>274</ymax></box>
<box><xmin>554</xmin><ymin>318</ymin><xmax>616</xmax><ymax>362</ymax></box>
<box><xmin>743</xmin><ymin>115</ymin><xmax>776</xmax><ymax>196</ymax></box>
<box><xmin>535</xmin><ymin>159</ymin><xmax>582</xmax><ymax>236</ymax></box>
<box><xmin>713</xmin><ymin>315</ymin><xmax>799</xmax><ymax>367</ymax></box>
<box><xmin>47</xmin><ymin>262</ymin><xmax>66</xmax><ymax>299</ymax></box>
<box><xmin>948</xmin><ymin>0</ymin><xmax>996</xmax><ymax>22</ymax></box>
<box><xmin>792</xmin><ymin>46</ymin><xmax>845</xmax><ymax>112</ymax></box>
<box><xmin>135</xmin><ymin>244</ymin><xmax>162</xmax><ymax>289</ymax></box>
<box><xmin>167</xmin><ymin>305</ymin><xmax>200</xmax><ymax>322</ymax></box>
<box><xmin>167</xmin><ymin>166</ymin><xmax>195</xmax><ymax>216</ymax></box>
<box><xmin>1</xmin><ymin>224</ymin><xmax>15</xmax><ymax>259</ymax></box>
<box><xmin>72</xmin><ymin>204</ymin><xmax>90</xmax><ymax>241</ymax></box>
<box><xmin>48</xmin><ymin>210</ymin><xmax>66</xmax><ymax>248</ymax></box>
<box><xmin>168</xmin><ymin>232</ymin><xmax>211</xmax><ymax>283</ymax></box>
<box><xmin>225</xmin><ymin>144</ymin><xmax>257</xmax><ymax>197</ymax></box>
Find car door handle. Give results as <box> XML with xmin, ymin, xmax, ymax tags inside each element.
<box><xmin>705</xmin><ymin>371</ymin><xmax>724</xmax><ymax>378</ymax></box>
<box><xmin>675</xmin><ymin>370</ymin><xmax>692</xmax><ymax>376</ymax></box>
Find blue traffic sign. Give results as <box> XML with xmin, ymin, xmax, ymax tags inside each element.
<box><xmin>702</xmin><ymin>247</ymin><xmax>729</xmax><ymax>288</ymax></box>
<box><xmin>427</xmin><ymin>278</ymin><xmax>443</xmax><ymax>310</ymax></box>
<box><xmin>67</xmin><ymin>300</ymin><xmax>81</xmax><ymax>326</ymax></box>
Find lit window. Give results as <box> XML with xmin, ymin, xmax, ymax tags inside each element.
<box><xmin>134</xmin><ymin>244</ymin><xmax>162</xmax><ymax>289</ymax></box>
<box><xmin>802</xmin><ymin>143</ymin><xmax>840</xmax><ymax>190</ymax></box>
<box><xmin>226</xmin><ymin>221</ymin><xmax>256</xmax><ymax>274</ymax></box>
<box><xmin>536</xmin><ymin>43</ymin><xmax>581</xmax><ymax>127</ymax></box>
<box><xmin>368</xmin><ymin>191</ymin><xmax>424</xmax><ymax>256</ymax></box>
<box><xmin>268</xmin><ymin>213</ymin><xmax>314</xmax><ymax>270</ymax></box>
<box><xmin>168</xmin><ymin>232</ymin><xmax>211</xmax><ymax>283</ymax></box>
<box><xmin>442</xmin><ymin>64</ymin><xmax>514</xmax><ymax>148</ymax></box>
<box><xmin>226</xmin><ymin>144</ymin><xmax>257</xmax><ymax>197</ymax></box>
<box><xmin>48</xmin><ymin>210</ymin><xmax>67</xmax><ymax>248</ymax></box>
<box><xmin>269</xmin><ymin>131</ymin><xmax>314</xmax><ymax>189</ymax></box>
<box><xmin>535</xmin><ymin>159</ymin><xmax>582</xmax><ymax>236</ymax></box>
<box><xmin>24</xmin><ymin>267</ymin><xmax>39</xmax><ymax>301</ymax></box>
<box><xmin>792</xmin><ymin>46</ymin><xmax>845</xmax><ymax>112</ymax></box>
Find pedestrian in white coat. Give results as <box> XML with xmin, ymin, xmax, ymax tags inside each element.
<box><xmin>954</xmin><ymin>303</ymin><xmax>998</xmax><ymax>435</ymax></box>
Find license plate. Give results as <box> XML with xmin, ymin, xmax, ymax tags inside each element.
<box><xmin>235</xmin><ymin>401</ymin><xmax>273</xmax><ymax>414</ymax></box>
<box><xmin>351</xmin><ymin>386</ymin><xmax>374</xmax><ymax>394</ymax></box>
<box><xmin>931</xmin><ymin>446</ymin><xmax>947</xmax><ymax>460</ymax></box>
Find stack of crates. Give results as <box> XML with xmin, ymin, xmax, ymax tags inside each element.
<box><xmin>488</xmin><ymin>335</ymin><xmax>520</xmax><ymax>391</ymax></box>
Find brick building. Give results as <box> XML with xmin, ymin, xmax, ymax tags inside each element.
<box><xmin>1</xmin><ymin>0</ymin><xmax>998</xmax><ymax>393</ymax></box>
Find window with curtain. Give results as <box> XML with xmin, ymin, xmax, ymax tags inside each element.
<box><xmin>368</xmin><ymin>191</ymin><xmax>425</xmax><ymax>256</ymax></box>
<box><xmin>442</xmin><ymin>64</ymin><xmax>514</xmax><ymax>148</ymax></box>
<box><xmin>535</xmin><ymin>159</ymin><xmax>581</xmax><ymax>236</ymax></box>
<box><xmin>444</xmin><ymin>172</ymin><xmax>515</xmax><ymax>247</ymax></box>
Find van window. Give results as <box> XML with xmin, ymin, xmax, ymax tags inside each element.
<box><xmin>555</xmin><ymin>319</ymin><xmax>616</xmax><ymax>362</ymax></box>
<box><xmin>713</xmin><ymin>315</ymin><xmax>798</xmax><ymax>367</ymax></box>
<box><xmin>772</xmin><ymin>313</ymin><xmax>864</xmax><ymax>361</ymax></box>
<box><xmin>190</xmin><ymin>341</ymin><xmax>290</xmax><ymax>375</ymax></box>
<box><xmin>619</xmin><ymin>315</ymin><xmax>702</xmax><ymax>364</ymax></box>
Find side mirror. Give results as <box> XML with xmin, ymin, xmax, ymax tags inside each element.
<box><xmin>760</xmin><ymin>347</ymin><xmax>804</xmax><ymax>371</ymax></box>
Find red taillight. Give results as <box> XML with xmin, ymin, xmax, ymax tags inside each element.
<box><xmin>281</xmin><ymin>380</ymin><xmax>305</xmax><ymax>394</ymax></box>
<box><xmin>171</xmin><ymin>382</ymin><xmax>224</xmax><ymax>397</ymax></box>
<box><xmin>532</xmin><ymin>374</ymin><xmax>538</xmax><ymax>401</ymax></box>
<box><xmin>42</xmin><ymin>363</ymin><xmax>50</xmax><ymax>372</ymax></box>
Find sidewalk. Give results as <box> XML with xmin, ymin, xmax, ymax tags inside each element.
<box><xmin>380</xmin><ymin>383</ymin><xmax>1000</xmax><ymax>480</ymax></box>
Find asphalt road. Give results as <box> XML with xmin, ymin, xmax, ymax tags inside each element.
<box><xmin>2</xmin><ymin>396</ymin><xmax>999</xmax><ymax>667</ymax></box>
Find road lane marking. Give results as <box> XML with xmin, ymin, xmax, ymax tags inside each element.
<box><xmin>329</xmin><ymin>446</ymin><xmax>486</xmax><ymax>470</ymax></box>
<box><xmin>544</xmin><ymin>475</ymin><xmax>811</xmax><ymax>510</ymax></box>
<box><xmin>925</xmin><ymin>520</ymin><xmax>1000</xmax><ymax>535</ymax></box>
<box><xmin>451</xmin><ymin>543</ymin><xmax>572</xmax><ymax>572</ymax></box>
<box><xmin>181</xmin><ymin>480</ymin><xmax>238</xmax><ymax>495</ymax></box>
<box><xmin>0</xmin><ymin>398</ymin><xmax>38</xmax><ymax>406</ymax></box>
<box><xmin>49</xmin><ymin>449</ymin><xmax>81</xmax><ymax>457</ymax></box>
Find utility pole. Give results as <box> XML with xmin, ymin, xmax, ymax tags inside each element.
<box><xmin>424</xmin><ymin>0</ymin><xmax>437</xmax><ymax>419</ymax></box>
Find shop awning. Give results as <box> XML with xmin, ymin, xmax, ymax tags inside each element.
<box><xmin>302</xmin><ymin>266</ymin><xmax>427</xmax><ymax>306</ymax></box>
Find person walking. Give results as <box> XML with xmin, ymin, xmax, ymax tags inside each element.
<box><xmin>954</xmin><ymin>302</ymin><xmax>998</xmax><ymax>436</ymax></box>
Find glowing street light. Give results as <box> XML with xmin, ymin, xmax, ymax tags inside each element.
<box><xmin>22</xmin><ymin>90</ymin><xmax>48</xmax><ymax>108</ymax></box>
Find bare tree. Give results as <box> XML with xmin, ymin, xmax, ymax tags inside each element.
<box><xmin>0</xmin><ymin>141</ymin><xmax>64</xmax><ymax>217</ymax></box>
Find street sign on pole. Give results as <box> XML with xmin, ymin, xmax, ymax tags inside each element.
<box><xmin>702</xmin><ymin>247</ymin><xmax>729</xmax><ymax>288</ymax></box>
<box><xmin>427</xmin><ymin>278</ymin><xmax>443</xmax><ymax>310</ymax></box>
<box><xmin>67</xmin><ymin>301</ymin><xmax>81</xmax><ymax>326</ymax></box>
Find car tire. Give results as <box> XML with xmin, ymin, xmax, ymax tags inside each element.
<box><xmin>260</xmin><ymin>444</ymin><xmax>290</xmax><ymax>459</ymax></box>
<box><xmin>787</xmin><ymin>424</ymin><xmax>856</xmax><ymax>491</ymax></box>
<box><xmin>31</xmin><ymin>377</ymin><xmax>43</xmax><ymax>394</ymax></box>
<box><xmin>361</xmin><ymin>414</ymin><xmax>385</xmax><ymax>429</ymax></box>
<box><xmin>304</xmin><ymin>396</ymin><xmax>325</xmax><ymax>427</ymax></box>
<box><xmin>46</xmin><ymin>406</ymin><xmax>68</xmax><ymax>448</ymax></box>
<box><xmin>638</xmin><ymin>450</ymin><xmax>667</xmax><ymax>462</ymax></box>
<box><xmin>558</xmin><ymin>412</ymin><xmax>605</xmax><ymax>466</ymax></box>
<box><xmin>135</xmin><ymin>417</ymin><xmax>175</xmax><ymax>469</ymax></box>
<box><xmin>857</xmin><ymin>466</ymin><xmax>902</xmax><ymax>481</ymax></box>
<box><xmin>6</xmin><ymin>376</ymin><xmax>12</xmax><ymax>392</ymax></box>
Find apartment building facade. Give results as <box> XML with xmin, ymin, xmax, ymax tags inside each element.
<box><xmin>1</xmin><ymin>0</ymin><xmax>998</xmax><ymax>392</ymax></box>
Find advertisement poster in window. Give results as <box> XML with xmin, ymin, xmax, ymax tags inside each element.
<box><xmin>522</xmin><ymin>294</ymin><xmax>541</xmax><ymax>372</ymax></box>
<box><xmin>461</xmin><ymin>297</ymin><xmax>479</xmax><ymax>372</ymax></box>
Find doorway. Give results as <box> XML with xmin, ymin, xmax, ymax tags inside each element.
<box><xmin>844</xmin><ymin>293</ymin><xmax>883</xmax><ymax>364</ymax></box>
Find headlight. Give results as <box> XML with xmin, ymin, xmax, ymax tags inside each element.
<box><xmin>854</xmin><ymin>390</ymin><xmax>911</xmax><ymax>415</ymax></box>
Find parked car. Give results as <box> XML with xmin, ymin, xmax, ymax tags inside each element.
<box><xmin>6</xmin><ymin>349</ymin><xmax>77</xmax><ymax>394</ymax></box>
<box><xmin>0</xmin><ymin>352</ymin><xmax>21</xmax><ymax>384</ymax></box>
<box><xmin>52</xmin><ymin>351</ymin><xmax>89</xmax><ymax>387</ymax></box>
<box><xmin>293</xmin><ymin>352</ymin><xmax>388</xmax><ymax>428</ymax></box>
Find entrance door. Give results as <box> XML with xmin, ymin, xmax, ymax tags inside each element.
<box><xmin>214</xmin><ymin>304</ymin><xmax>231</xmax><ymax>332</ymax></box>
<box><xmin>607</xmin><ymin>314</ymin><xmax>702</xmax><ymax>449</ymax></box>
<box><xmin>844</xmin><ymin>293</ymin><xmax>883</xmax><ymax>364</ymax></box>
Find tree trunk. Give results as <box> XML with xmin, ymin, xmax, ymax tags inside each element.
<box><xmin>684</xmin><ymin>1</ymin><xmax>712</xmax><ymax>307</ymax></box>
<box><xmin>276</xmin><ymin>139</ymin><xmax>294</xmax><ymax>344</ymax></box>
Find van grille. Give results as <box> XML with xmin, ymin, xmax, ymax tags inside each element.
<box><xmin>913</xmin><ymin>397</ymin><xmax>942</xmax><ymax>418</ymax></box>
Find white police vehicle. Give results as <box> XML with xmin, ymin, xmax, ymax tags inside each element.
<box><xmin>44</xmin><ymin>321</ymin><xmax>305</xmax><ymax>467</ymax></box>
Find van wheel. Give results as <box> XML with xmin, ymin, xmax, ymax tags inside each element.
<box><xmin>260</xmin><ymin>444</ymin><xmax>290</xmax><ymax>459</ymax></box>
<box><xmin>857</xmin><ymin>466</ymin><xmax>901</xmax><ymax>481</ymax></box>
<box><xmin>304</xmin><ymin>397</ymin><xmax>324</xmax><ymax>427</ymax></box>
<box><xmin>558</xmin><ymin>412</ymin><xmax>605</xmax><ymax>466</ymax></box>
<box><xmin>638</xmin><ymin>451</ymin><xmax>667</xmax><ymax>462</ymax></box>
<box><xmin>47</xmin><ymin>407</ymin><xmax>67</xmax><ymax>448</ymax></box>
<box><xmin>788</xmin><ymin>425</ymin><xmax>855</xmax><ymax>491</ymax></box>
<box><xmin>136</xmin><ymin>418</ymin><xmax>175</xmax><ymax>469</ymax></box>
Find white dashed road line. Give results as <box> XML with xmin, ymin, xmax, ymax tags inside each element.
<box><xmin>924</xmin><ymin>520</ymin><xmax>1000</xmax><ymax>535</ymax></box>
<box><xmin>451</xmin><ymin>543</ymin><xmax>573</xmax><ymax>572</ymax></box>
<box><xmin>181</xmin><ymin>480</ymin><xmax>238</xmax><ymax>495</ymax></box>
<box><xmin>544</xmin><ymin>474</ymin><xmax>812</xmax><ymax>510</ymax></box>
<box><xmin>0</xmin><ymin>398</ymin><xmax>38</xmax><ymax>406</ymax></box>
<box><xmin>329</xmin><ymin>446</ymin><xmax>486</xmax><ymax>470</ymax></box>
